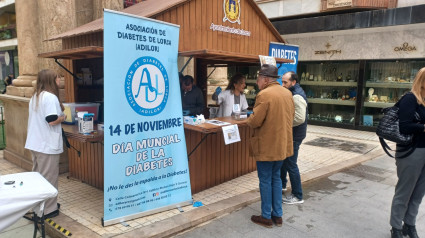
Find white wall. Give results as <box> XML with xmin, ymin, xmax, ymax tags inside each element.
<box><xmin>397</xmin><ymin>0</ymin><xmax>425</xmax><ymax>7</ymax></box>
<box><xmin>256</xmin><ymin>0</ymin><xmax>321</xmax><ymax>18</ymax></box>
<box><xmin>0</xmin><ymin>0</ymin><xmax>14</xmax><ymax>9</ymax></box>
<box><xmin>283</xmin><ymin>23</ymin><xmax>425</xmax><ymax>61</ymax></box>
<box><xmin>257</xmin><ymin>0</ymin><xmax>425</xmax><ymax>18</ymax></box>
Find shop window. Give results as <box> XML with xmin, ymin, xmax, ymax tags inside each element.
<box><xmin>360</xmin><ymin>60</ymin><xmax>425</xmax><ymax>127</ymax></box>
<box><xmin>298</xmin><ymin>61</ymin><xmax>360</xmax><ymax>126</ymax></box>
<box><xmin>0</xmin><ymin>12</ymin><xmax>17</xmax><ymax>41</ymax></box>
<box><xmin>0</xmin><ymin>50</ymin><xmax>17</xmax><ymax>85</ymax></box>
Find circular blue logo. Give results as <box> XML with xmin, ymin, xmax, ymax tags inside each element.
<box><xmin>125</xmin><ymin>56</ymin><xmax>169</xmax><ymax>116</ymax></box>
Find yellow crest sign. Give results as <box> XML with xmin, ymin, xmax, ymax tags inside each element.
<box><xmin>223</xmin><ymin>0</ymin><xmax>241</xmax><ymax>24</ymax></box>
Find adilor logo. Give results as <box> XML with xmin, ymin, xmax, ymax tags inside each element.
<box><xmin>125</xmin><ymin>56</ymin><xmax>169</xmax><ymax>116</ymax></box>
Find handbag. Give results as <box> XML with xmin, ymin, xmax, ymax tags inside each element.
<box><xmin>376</xmin><ymin>93</ymin><xmax>420</xmax><ymax>159</ymax></box>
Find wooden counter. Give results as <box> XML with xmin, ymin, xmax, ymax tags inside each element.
<box><xmin>183</xmin><ymin>117</ymin><xmax>248</xmax><ymax>133</ymax></box>
<box><xmin>62</xmin><ymin>124</ymin><xmax>104</xmax><ymax>189</ymax></box>
<box><xmin>184</xmin><ymin>117</ymin><xmax>256</xmax><ymax>194</ymax></box>
<box><xmin>62</xmin><ymin>117</ymin><xmax>256</xmax><ymax>193</ymax></box>
<box><xmin>62</xmin><ymin>124</ymin><xmax>104</xmax><ymax>143</ymax></box>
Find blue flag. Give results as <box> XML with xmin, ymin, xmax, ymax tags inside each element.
<box><xmin>269</xmin><ymin>42</ymin><xmax>299</xmax><ymax>84</ymax></box>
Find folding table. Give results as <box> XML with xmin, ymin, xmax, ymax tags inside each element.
<box><xmin>0</xmin><ymin>172</ymin><xmax>58</xmax><ymax>238</ymax></box>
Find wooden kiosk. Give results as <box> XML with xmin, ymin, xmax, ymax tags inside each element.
<box><xmin>39</xmin><ymin>0</ymin><xmax>291</xmax><ymax>193</ymax></box>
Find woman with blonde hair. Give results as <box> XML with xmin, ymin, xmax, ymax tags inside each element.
<box><xmin>25</xmin><ymin>69</ymin><xmax>65</xmax><ymax>218</ymax></box>
<box><xmin>390</xmin><ymin>67</ymin><xmax>425</xmax><ymax>238</ymax></box>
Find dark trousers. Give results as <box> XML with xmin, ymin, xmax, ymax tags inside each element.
<box><xmin>281</xmin><ymin>141</ymin><xmax>303</xmax><ymax>200</ymax></box>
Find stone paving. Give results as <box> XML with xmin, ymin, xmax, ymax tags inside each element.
<box><xmin>0</xmin><ymin>125</ymin><xmax>383</xmax><ymax>237</ymax></box>
<box><xmin>174</xmin><ymin>154</ymin><xmax>425</xmax><ymax>238</ymax></box>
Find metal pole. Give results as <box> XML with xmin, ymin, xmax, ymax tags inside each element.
<box><xmin>54</xmin><ymin>58</ymin><xmax>82</xmax><ymax>81</ymax></box>
<box><xmin>1</xmin><ymin>107</ymin><xmax>4</xmax><ymax>148</ymax></box>
<box><xmin>179</xmin><ymin>56</ymin><xmax>193</xmax><ymax>74</ymax></box>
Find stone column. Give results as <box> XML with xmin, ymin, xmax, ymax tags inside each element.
<box><xmin>2</xmin><ymin>0</ymin><xmax>124</xmax><ymax>172</ymax></box>
<box><xmin>10</xmin><ymin>0</ymin><xmax>40</xmax><ymax>97</ymax></box>
<box><xmin>75</xmin><ymin>0</ymin><xmax>94</xmax><ymax>27</ymax></box>
<box><xmin>93</xmin><ymin>0</ymin><xmax>124</xmax><ymax>19</ymax></box>
<box><xmin>37</xmin><ymin>0</ymin><xmax>76</xmax><ymax>102</ymax></box>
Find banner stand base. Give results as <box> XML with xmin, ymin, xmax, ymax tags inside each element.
<box><xmin>102</xmin><ymin>199</ymin><xmax>193</xmax><ymax>227</ymax></box>
<box><xmin>176</xmin><ymin>205</ymin><xmax>184</xmax><ymax>213</ymax></box>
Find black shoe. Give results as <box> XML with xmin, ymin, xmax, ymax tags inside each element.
<box><xmin>403</xmin><ymin>224</ymin><xmax>419</xmax><ymax>238</ymax></box>
<box><xmin>44</xmin><ymin>209</ymin><xmax>59</xmax><ymax>219</ymax></box>
<box><xmin>391</xmin><ymin>227</ymin><xmax>404</xmax><ymax>238</ymax></box>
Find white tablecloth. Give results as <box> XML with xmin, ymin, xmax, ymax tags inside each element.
<box><xmin>0</xmin><ymin>172</ymin><xmax>58</xmax><ymax>232</ymax></box>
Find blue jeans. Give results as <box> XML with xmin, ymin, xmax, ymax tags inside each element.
<box><xmin>256</xmin><ymin>160</ymin><xmax>284</xmax><ymax>219</ymax></box>
<box><xmin>281</xmin><ymin>141</ymin><xmax>303</xmax><ymax>200</ymax></box>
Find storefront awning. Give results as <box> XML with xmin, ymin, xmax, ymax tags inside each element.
<box><xmin>38</xmin><ymin>46</ymin><xmax>103</xmax><ymax>59</ymax></box>
<box><xmin>179</xmin><ymin>49</ymin><xmax>293</xmax><ymax>64</ymax></box>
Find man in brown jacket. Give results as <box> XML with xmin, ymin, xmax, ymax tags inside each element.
<box><xmin>247</xmin><ymin>64</ymin><xmax>294</xmax><ymax>228</ymax></box>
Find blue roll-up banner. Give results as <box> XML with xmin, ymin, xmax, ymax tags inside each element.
<box><xmin>269</xmin><ymin>42</ymin><xmax>299</xmax><ymax>84</ymax></box>
<box><xmin>103</xmin><ymin>9</ymin><xmax>192</xmax><ymax>226</ymax></box>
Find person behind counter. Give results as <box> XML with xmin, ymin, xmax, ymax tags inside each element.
<box><xmin>212</xmin><ymin>73</ymin><xmax>248</xmax><ymax>117</ymax></box>
<box><xmin>181</xmin><ymin>75</ymin><xmax>204</xmax><ymax>116</ymax></box>
<box><xmin>1</xmin><ymin>75</ymin><xmax>12</xmax><ymax>94</ymax></box>
<box><xmin>24</xmin><ymin>69</ymin><xmax>66</xmax><ymax>219</ymax></box>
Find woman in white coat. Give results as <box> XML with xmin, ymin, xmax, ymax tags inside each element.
<box><xmin>214</xmin><ymin>73</ymin><xmax>248</xmax><ymax>117</ymax></box>
<box><xmin>25</xmin><ymin>69</ymin><xmax>65</xmax><ymax>218</ymax></box>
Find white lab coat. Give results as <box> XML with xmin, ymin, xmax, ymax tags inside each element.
<box><xmin>216</xmin><ymin>90</ymin><xmax>248</xmax><ymax>117</ymax></box>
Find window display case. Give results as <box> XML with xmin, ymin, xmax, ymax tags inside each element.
<box><xmin>298</xmin><ymin>59</ymin><xmax>425</xmax><ymax>130</ymax></box>
<box><xmin>298</xmin><ymin>61</ymin><xmax>359</xmax><ymax>125</ymax></box>
<box><xmin>360</xmin><ymin>60</ymin><xmax>425</xmax><ymax>127</ymax></box>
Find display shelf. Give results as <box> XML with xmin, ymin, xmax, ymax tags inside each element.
<box><xmin>245</xmin><ymin>94</ymin><xmax>256</xmax><ymax>99</ymax></box>
<box><xmin>308</xmin><ymin>117</ymin><xmax>354</xmax><ymax>125</ymax></box>
<box><xmin>300</xmin><ymin>81</ymin><xmax>357</xmax><ymax>87</ymax></box>
<box><xmin>365</xmin><ymin>82</ymin><xmax>412</xmax><ymax>89</ymax></box>
<box><xmin>308</xmin><ymin>98</ymin><xmax>356</xmax><ymax>106</ymax></box>
<box><xmin>363</xmin><ymin>101</ymin><xmax>395</xmax><ymax>108</ymax></box>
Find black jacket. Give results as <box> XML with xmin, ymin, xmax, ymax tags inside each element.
<box><xmin>181</xmin><ymin>85</ymin><xmax>204</xmax><ymax>116</ymax></box>
<box><xmin>399</xmin><ymin>93</ymin><xmax>425</xmax><ymax>148</ymax></box>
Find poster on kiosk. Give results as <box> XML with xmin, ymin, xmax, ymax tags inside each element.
<box><xmin>268</xmin><ymin>42</ymin><xmax>299</xmax><ymax>84</ymax></box>
<box><xmin>103</xmin><ymin>9</ymin><xmax>192</xmax><ymax>226</ymax></box>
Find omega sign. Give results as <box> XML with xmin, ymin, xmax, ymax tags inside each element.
<box><xmin>394</xmin><ymin>42</ymin><xmax>417</xmax><ymax>52</ymax></box>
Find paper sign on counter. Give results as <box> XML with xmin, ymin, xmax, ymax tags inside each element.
<box><xmin>222</xmin><ymin>124</ymin><xmax>241</xmax><ymax>145</ymax></box>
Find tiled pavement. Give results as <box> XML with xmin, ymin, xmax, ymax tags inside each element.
<box><xmin>0</xmin><ymin>125</ymin><xmax>383</xmax><ymax>237</ymax></box>
<box><xmin>174</xmin><ymin>154</ymin><xmax>425</xmax><ymax>238</ymax></box>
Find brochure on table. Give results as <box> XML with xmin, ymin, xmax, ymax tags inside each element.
<box><xmin>205</xmin><ymin>120</ymin><xmax>231</xmax><ymax>126</ymax></box>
